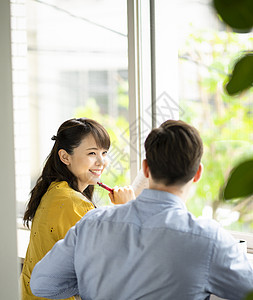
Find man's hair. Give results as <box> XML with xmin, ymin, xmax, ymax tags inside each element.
<box><xmin>144</xmin><ymin>119</ymin><xmax>203</xmax><ymax>185</ymax></box>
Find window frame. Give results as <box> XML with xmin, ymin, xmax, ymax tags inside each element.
<box><xmin>1</xmin><ymin>0</ymin><xmax>20</xmax><ymax>298</ymax></box>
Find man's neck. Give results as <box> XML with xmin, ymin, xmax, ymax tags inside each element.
<box><xmin>149</xmin><ymin>180</ymin><xmax>192</xmax><ymax>203</ymax></box>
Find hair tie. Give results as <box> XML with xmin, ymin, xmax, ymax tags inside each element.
<box><xmin>51</xmin><ymin>135</ymin><xmax>58</xmax><ymax>141</ymax></box>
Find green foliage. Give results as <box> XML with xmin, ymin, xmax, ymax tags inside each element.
<box><xmin>226</xmin><ymin>53</ymin><xmax>253</xmax><ymax>95</ymax></box>
<box><xmin>213</xmin><ymin>0</ymin><xmax>253</xmax><ymax>96</ymax></box>
<box><xmin>211</xmin><ymin>0</ymin><xmax>253</xmax><ymax>232</ymax></box>
<box><xmin>213</xmin><ymin>0</ymin><xmax>253</xmax><ymax>32</ymax></box>
<box><xmin>180</xmin><ymin>28</ymin><xmax>253</xmax><ymax>230</ymax></box>
<box><xmin>223</xmin><ymin>160</ymin><xmax>253</xmax><ymax>199</ymax></box>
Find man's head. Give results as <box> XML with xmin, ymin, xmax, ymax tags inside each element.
<box><xmin>144</xmin><ymin>120</ymin><xmax>203</xmax><ymax>186</ymax></box>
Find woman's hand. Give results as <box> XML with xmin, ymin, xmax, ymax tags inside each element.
<box><xmin>109</xmin><ymin>186</ymin><xmax>135</xmax><ymax>205</ymax></box>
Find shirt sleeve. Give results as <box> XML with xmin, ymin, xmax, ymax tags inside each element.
<box><xmin>131</xmin><ymin>168</ymin><xmax>149</xmax><ymax>197</ymax></box>
<box><xmin>30</xmin><ymin>225</ymin><xmax>78</xmax><ymax>299</ymax></box>
<box><xmin>207</xmin><ymin>227</ymin><xmax>253</xmax><ymax>299</ymax></box>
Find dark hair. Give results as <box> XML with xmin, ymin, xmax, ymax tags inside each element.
<box><xmin>144</xmin><ymin>119</ymin><xmax>203</xmax><ymax>185</ymax></box>
<box><xmin>23</xmin><ymin>118</ymin><xmax>110</xmax><ymax>228</ymax></box>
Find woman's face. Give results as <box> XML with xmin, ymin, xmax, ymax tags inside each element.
<box><xmin>66</xmin><ymin>134</ymin><xmax>109</xmax><ymax>191</ymax></box>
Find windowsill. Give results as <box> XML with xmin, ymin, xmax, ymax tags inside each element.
<box><xmin>230</xmin><ymin>231</ymin><xmax>253</xmax><ymax>254</ymax></box>
<box><xmin>18</xmin><ymin>227</ymin><xmax>30</xmax><ymax>263</ymax></box>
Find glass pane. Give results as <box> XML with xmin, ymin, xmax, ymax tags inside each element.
<box><xmin>23</xmin><ymin>0</ymin><xmax>129</xmax><ymax>211</ymax></box>
<box><xmin>156</xmin><ymin>0</ymin><xmax>253</xmax><ymax>233</ymax></box>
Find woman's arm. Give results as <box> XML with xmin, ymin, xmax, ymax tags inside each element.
<box><xmin>108</xmin><ymin>168</ymin><xmax>148</xmax><ymax>204</ymax></box>
<box><xmin>109</xmin><ymin>185</ymin><xmax>135</xmax><ymax>204</ymax></box>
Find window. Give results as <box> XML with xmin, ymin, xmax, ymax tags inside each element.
<box><xmin>13</xmin><ymin>0</ymin><xmax>253</xmax><ymax>238</ymax></box>
<box><xmin>153</xmin><ymin>0</ymin><xmax>253</xmax><ymax>241</ymax></box>
<box><xmin>15</xmin><ymin>0</ymin><xmax>130</xmax><ymax>214</ymax></box>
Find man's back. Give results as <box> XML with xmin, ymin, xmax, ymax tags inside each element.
<box><xmin>73</xmin><ymin>189</ymin><xmax>252</xmax><ymax>300</ymax></box>
<box><xmin>30</xmin><ymin>190</ymin><xmax>253</xmax><ymax>300</ymax></box>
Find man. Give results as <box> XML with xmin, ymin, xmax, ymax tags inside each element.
<box><xmin>30</xmin><ymin>120</ymin><xmax>253</xmax><ymax>300</ymax></box>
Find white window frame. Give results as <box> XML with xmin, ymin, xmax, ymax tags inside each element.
<box><xmin>127</xmin><ymin>0</ymin><xmax>153</xmax><ymax>181</ymax></box>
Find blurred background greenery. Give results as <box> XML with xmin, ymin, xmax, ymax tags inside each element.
<box><xmin>179</xmin><ymin>28</ymin><xmax>253</xmax><ymax>232</ymax></box>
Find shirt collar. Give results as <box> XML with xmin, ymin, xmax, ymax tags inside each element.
<box><xmin>137</xmin><ymin>188</ymin><xmax>187</xmax><ymax>210</ymax></box>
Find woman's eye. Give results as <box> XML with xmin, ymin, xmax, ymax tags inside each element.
<box><xmin>88</xmin><ymin>152</ymin><xmax>96</xmax><ymax>155</ymax></box>
<box><xmin>103</xmin><ymin>151</ymin><xmax>108</xmax><ymax>155</ymax></box>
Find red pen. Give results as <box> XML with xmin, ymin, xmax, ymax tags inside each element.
<box><xmin>97</xmin><ymin>182</ymin><xmax>113</xmax><ymax>193</ymax></box>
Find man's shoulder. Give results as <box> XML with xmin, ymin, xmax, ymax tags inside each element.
<box><xmin>78</xmin><ymin>204</ymin><xmax>122</xmax><ymax>223</ymax></box>
<box><xmin>191</xmin><ymin>215</ymin><xmax>234</xmax><ymax>243</ymax></box>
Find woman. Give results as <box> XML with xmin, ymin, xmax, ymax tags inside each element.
<box><xmin>21</xmin><ymin>117</ymin><xmax>134</xmax><ymax>300</ymax></box>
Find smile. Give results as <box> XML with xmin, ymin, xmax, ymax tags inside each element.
<box><xmin>89</xmin><ymin>169</ymin><xmax>102</xmax><ymax>176</ymax></box>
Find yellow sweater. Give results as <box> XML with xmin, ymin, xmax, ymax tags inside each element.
<box><xmin>21</xmin><ymin>181</ymin><xmax>94</xmax><ymax>300</ymax></box>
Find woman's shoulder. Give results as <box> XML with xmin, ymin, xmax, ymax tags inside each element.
<box><xmin>70</xmin><ymin>189</ymin><xmax>95</xmax><ymax>209</ymax></box>
<box><xmin>47</xmin><ymin>181</ymin><xmax>69</xmax><ymax>192</ymax></box>
<box><xmin>43</xmin><ymin>181</ymin><xmax>94</xmax><ymax>217</ymax></box>
<box><xmin>47</xmin><ymin>181</ymin><xmax>94</xmax><ymax>207</ymax></box>
<box><xmin>46</xmin><ymin>181</ymin><xmax>74</xmax><ymax>197</ymax></box>
<box><xmin>43</xmin><ymin>181</ymin><xmax>75</xmax><ymax>204</ymax></box>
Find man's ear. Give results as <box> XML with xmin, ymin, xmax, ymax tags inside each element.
<box><xmin>58</xmin><ymin>149</ymin><xmax>71</xmax><ymax>166</ymax></box>
<box><xmin>142</xmin><ymin>159</ymin><xmax>150</xmax><ymax>178</ymax></box>
<box><xmin>193</xmin><ymin>163</ymin><xmax>203</xmax><ymax>183</ymax></box>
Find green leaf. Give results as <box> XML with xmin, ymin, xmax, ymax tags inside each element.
<box><xmin>224</xmin><ymin>159</ymin><xmax>253</xmax><ymax>200</ymax></box>
<box><xmin>225</xmin><ymin>54</ymin><xmax>253</xmax><ymax>95</ymax></box>
<box><xmin>213</xmin><ymin>0</ymin><xmax>253</xmax><ymax>32</ymax></box>
<box><xmin>244</xmin><ymin>291</ymin><xmax>253</xmax><ymax>300</ymax></box>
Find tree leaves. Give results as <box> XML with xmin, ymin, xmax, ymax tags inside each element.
<box><xmin>226</xmin><ymin>53</ymin><xmax>253</xmax><ymax>95</ymax></box>
<box><xmin>213</xmin><ymin>0</ymin><xmax>253</xmax><ymax>95</ymax></box>
<box><xmin>213</xmin><ymin>0</ymin><xmax>253</xmax><ymax>32</ymax></box>
<box><xmin>223</xmin><ymin>159</ymin><xmax>253</xmax><ymax>200</ymax></box>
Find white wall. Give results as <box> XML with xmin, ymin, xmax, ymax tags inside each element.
<box><xmin>0</xmin><ymin>0</ymin><xmax>20</xmax><ymax>298</ymax></box>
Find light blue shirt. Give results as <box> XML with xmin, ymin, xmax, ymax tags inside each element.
<box><xmin>30</xmin><ymin>189</ymin><xmax>253</xmax><ymax>300</ymax></box>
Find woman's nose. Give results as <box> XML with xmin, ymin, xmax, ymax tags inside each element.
<box><xmin>96</xmin><ymin>155</ymin><xmax>104</xmax><ymax>165</ymax></box>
